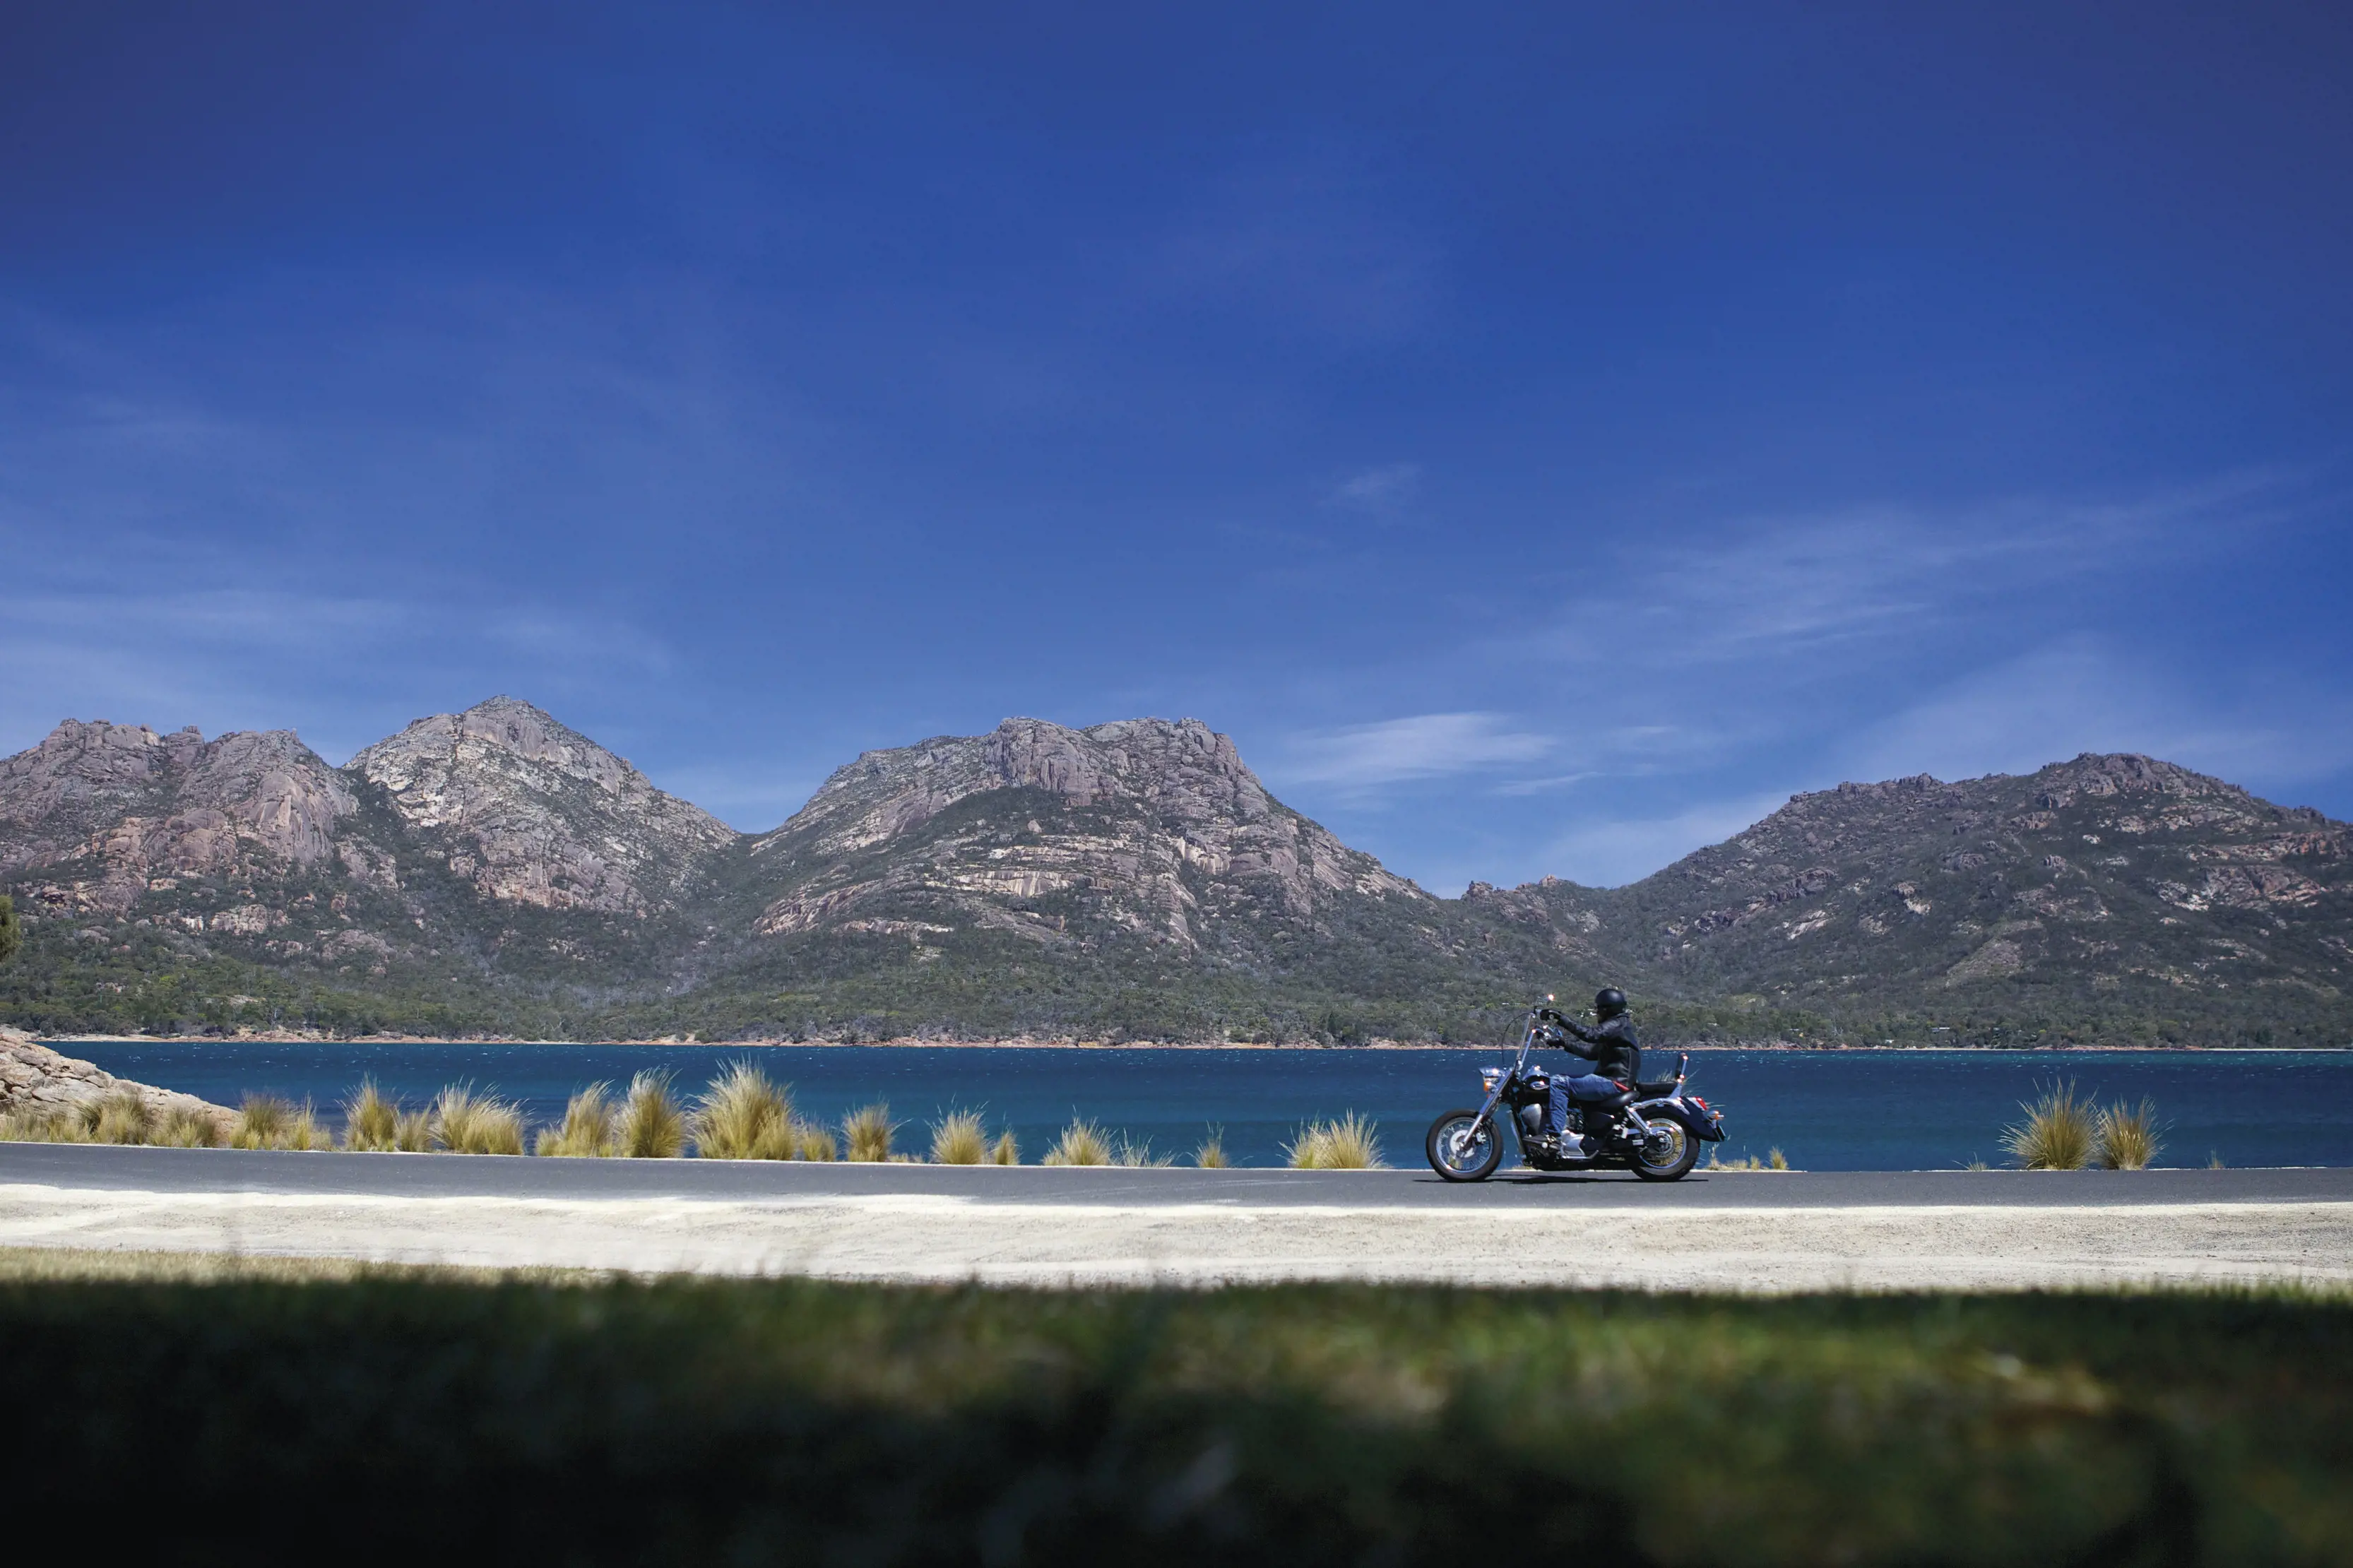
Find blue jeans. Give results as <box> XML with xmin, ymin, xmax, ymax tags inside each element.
<box><xmin>1547</xmin><ymin>1074</ymin><xmax>1623</xmax><ymax>1139</ymax></box>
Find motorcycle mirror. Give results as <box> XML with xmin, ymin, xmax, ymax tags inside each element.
<box><xmin>1544</xmin><ymin>993</ymin><xmax>1555</xmax><ymax>1003</ymax></box>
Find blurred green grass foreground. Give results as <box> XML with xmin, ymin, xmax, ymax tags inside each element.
<box><xmin>4</xmin><ymin>1255</ymin><xmax>2349</xmax><ymax>1567</ymax></box>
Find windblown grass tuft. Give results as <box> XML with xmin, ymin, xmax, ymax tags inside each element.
<box><xmin>616</xmin><ymin>1071</ymin><xmax>684</xmax><ymax>1158</ymax></box>
<box><xmin>693</xmin><ymin>1064</ymin><xmax>796</xmax><ymax>1160</ymax></box>
<box><xmin>842</xmin><ymin>1103</ymin><xmax>896</xmax><ymax>1162</ymax></box>
<box><xmin>929</xmin><ymin>1110</ymin><xmax>989</xmax><ymax>1165</ymax></box>
<box><xmin>432</xmin><ymin>1086</ymin><xmax>524</xmax><ymax>1156</ymax></box>
<box><xmin>341</xmin><ymin>1080</ymin><xmax>401</xmax><ymax>1152</ymax></box>
<box><xmin>1192</xmin><ymin>1128</ymin><xmax>1229</xmax><ymax>1168</ymax></box>
<box><xmin>1112</xmin><ymin>1134</ymin><xmax>1173</xmax><ymax>1168</ymax></box>
<box><xmin>1284</xmin><ymin>1112</ymin><xmax>1386</xmax><ymax>1169</ymax></box>
<box><xmin>1041</xmin><ymin>1118</ymin><xmax>1111</xmax><ymax>1166</ymax></box>
<box><xmin>990</xmin><ymin>1129</ymin><xmax>1019</xmax><ymax>1165</ymax></box>
<box><xmin>227</xmin><ymin>1095</ymin><xmax>327</xmax><ymax>1151</ymax></box>
<box><xmin>283</xmin><ymin>1103</ymin><xmax>328</xmax><ymax>1151</ymax></box>
<box><xmin>394</xmin><ymin>1109</ymin><xmax>434</xmax><ymax>1153</ymax></box>
<box><xmin>2003</xmin><ymin>1080</ymin><xmax>2094</xmax><ymax>1170</ymax></box>
<box><xmin>793</xmin><ymin>1121</ymin><xmax>838</xmax><ymax>1160</ymax></box>
<box><xmin>2095</xmin><ymin>1098</ymin><xmax>2164</xmax><ymax>1170</ymax></box>
<box><xmin>91</xmin><ymin>1089</ymin><xmax>155</xmax><ymax>1145</ymax></box>
<box><xmin>537</xmin><ymin>1083</ymin><xmax>618</xmax><ymax>1158</ymax></box>
<box><xmin>0</xmin><ymin>1105</ymin><xmax>90</xmax><ymax>1142</ymax></box>
<box><xmin>156</xmin><ymin>1105</ymin><xmax>222</xmax><ymax>1148</ymax></box>
<box><xmin>230</xmin><ymin>1095</ymin><xmax>295</xmax><ymax>1151</ymax></box>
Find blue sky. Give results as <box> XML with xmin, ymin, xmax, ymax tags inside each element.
<box><xmin>4</xmin><ymin>2</ymin><xmax>2349</xmax><ymax>891</ymax></box>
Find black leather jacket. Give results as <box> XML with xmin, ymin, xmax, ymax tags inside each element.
<box><xmin>1554</xmin><ymin>1013</ymin><xmax>1641</xmax><ymax>1083</ymax></box>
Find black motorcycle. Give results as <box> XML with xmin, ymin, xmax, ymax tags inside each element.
<box><xmin>1424</xmin><ymin>1006</ymin><xmax>1726</xmax><ymax>1182</ymax></box>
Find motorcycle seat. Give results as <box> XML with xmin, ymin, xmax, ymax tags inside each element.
<box><xmin>1633</xmin><ymin>1079</ymin><xmax>1680</xmax><ymax>1098</ymax></box>
<box><xmin>1570</xmin><ymin>1081</ymin><xmax>1635</xmax><ymax>1110</ymax></box>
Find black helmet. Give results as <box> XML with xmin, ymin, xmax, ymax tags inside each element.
<box><xmin>1594</xmin><ymin>987</ymin><xmax>1628</xmax><ymax>1018</ymax></box>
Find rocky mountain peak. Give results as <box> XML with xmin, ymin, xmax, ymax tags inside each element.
<box><xmin>0</xmin><ymin>719</ymin><xmax>349</xmax><ymax>887</ymax></box>
<box><xmin>748</xmin><ymin>715</ymin><xmax>1422</xmax><ymax>952</ymax></box>
<box><xmin>345</xmin><ymin>697</ymin><xmax>732</xmax><ymax>914</ymax></box>
<box><xmin>352</xmin><ymin>696</ymin><xmax>641</xmax><ymax>804</ymax></box>
<box><xmin>2029</xmin><ymin>752</ymin><xmax>2241</xmax><ymax>809</ymax></box>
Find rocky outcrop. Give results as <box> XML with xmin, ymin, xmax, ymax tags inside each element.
<box><xmin>3</xmin><ymin>696</ymin><xmax>2344</xmax><ymax>1046</ymax></box>
<box><xmin>0</xmin><ymin>1025</ymin><xmax>230</xmax><ymax>1125</ymax></box>
<box><xmin>348</xmin><ymin>696</ymin><xmax>735</xmax><ymax>914</ymax></box>
<box><xmin>1486</xmin><ymin>752</ymin><xmax>2353</xmax><ymax>1031</ymax></box>
<box><xmin>747</xmin><ymin>717</ymin><xmax>1425</xmax><ymax>951</ymax></box>
<box><xmin>0</xmin><ymin>720</ymin><xmax>355</xmax><ymax>915</ymax></box>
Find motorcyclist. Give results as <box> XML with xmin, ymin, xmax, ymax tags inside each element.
<box><xmin>1539</xmin><ymin>988</ymin><xmax>1642</xmax><ymax>1148</ymax></box>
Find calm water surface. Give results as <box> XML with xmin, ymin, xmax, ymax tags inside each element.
<box><xmin>58</xmin><ymin>1041</ymin><xmax>2353</xmax><ymax>1170</ymax></box>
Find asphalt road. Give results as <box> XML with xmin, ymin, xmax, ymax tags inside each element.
<box><xmin>4</xmin><ymin>1142</ymin><xmax>2346</xmax><ymax>1208</ymax></box>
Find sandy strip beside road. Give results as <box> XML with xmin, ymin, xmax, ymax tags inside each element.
<box><xmin>2</xmin><ymin>1182</ymin><xmax>2349</xmax><ymax>1288</ymax></box>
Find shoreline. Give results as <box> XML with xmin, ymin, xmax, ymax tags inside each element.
<box><xmin>29</xmin><ymin>1033</ymin><xmax>2345</xmax><ymax>1053</ymax></box>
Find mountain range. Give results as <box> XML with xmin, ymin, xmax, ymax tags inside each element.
<box><xmin>1</xmin><ymin>696</ymin><xmax>2346</xmax><ymax>1046</ymax></box>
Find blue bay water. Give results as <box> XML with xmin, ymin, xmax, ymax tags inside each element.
<box><xmin>55</xmin><ymin>1041</ymin><xmax>2353</xmax><ymax>1170</ymax></box>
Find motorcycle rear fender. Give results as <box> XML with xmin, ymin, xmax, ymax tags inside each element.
<box><xmin>1640</xmin><ymin>1096</ymin><xmax>1727</xmax><ymax>1142</ymax></box>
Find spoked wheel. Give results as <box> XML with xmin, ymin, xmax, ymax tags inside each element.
<box><xmin>1630</xmin><ymin>1117</ymin><xmax>1699</xmax><ymax>1182</ymax></box>
<box><xmin>1426</xmin><ymin>1110</ymin><xmax>1504</xmax><ymax>1182</ymax></box>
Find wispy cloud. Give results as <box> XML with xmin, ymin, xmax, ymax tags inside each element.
<box><xmin>1326</xmin><ymin>462</ymin><xmax>1421</xmax><ymax>513</ymax></box>
<box><xmin>1846</xmin><ymin>635</ymin><xmax>2353</xmax><ymax>791</ymax></box>
<box><xmin>1539</xmin><ymin>790</ymin><xmax>1793</xmax><ymax>889</ymax></box>
<box><xmin>1272</xmin><ymin>711</ymin><xmax>1553</xmax><ymax>788</ymax></box>
<box><xmin>1613</xmin><ymin>478</ymin><xmax>2288</xmax><ymax>665</ymax></box>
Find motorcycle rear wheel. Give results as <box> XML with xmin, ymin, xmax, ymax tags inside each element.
<box><xmin>1630</xmin><ymin>1118</ymin><xmax>1698</xmax><ymax>1181</ymax></box>
<box><xmin>1426</xmin><ymin>1110</ymin><xmax>1504</xmax><ymax>1182</ymax></box>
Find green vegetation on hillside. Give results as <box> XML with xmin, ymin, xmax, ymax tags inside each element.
<box><xmin>6</xmin><ymin>1270</ymin><xmax>2350</xmax><ymax>1564</ymax></box>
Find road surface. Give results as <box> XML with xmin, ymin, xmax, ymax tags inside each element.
<box><xmin>2</xmin><ymin>1144</ymin><xmax>2347</xmax><ymax>1288</ymax></box>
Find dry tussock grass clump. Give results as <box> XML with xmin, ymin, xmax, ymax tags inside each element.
<box><xmin>342</xmin><ymin>1080</ymin><xmax>401</xmax><ymax>1151</ymax></box>
<box><xmin>231</xmin><ymin>1095</ymin><xmax>300</xmax><ymax>1150</ymax></box>
<box><xmin>617</xmin><ymin>1071</ymin><xmax>684</xmax><ymax>1158</ymax></box>
<box><xmin>92</xmin><ymin>1089</ymin><xmax>155</xmax><ymax>1145</ymax></box>
<box><xmin>433</xmin><ymin>1086</ymin><xmax>524</xmax><ymax>1155</ymax></box>
<box><xmin>693</xmin><ymin>1063</ymin><xmax>798</xmax><ymax>1160</ymax></box>
<box><xmin>1285</xmin><ymin>1113</ymin><xmax>1386</xmax><ymax>1170</ymax></box>
<box><xmin>394</xmin><ymin>1109</ymin><xmax>434</xmax><ymax>1152</ymax></box>
<box><xmin>157</xmin><ymin>1105</ymin><xmax>223</xmax><ymax>1148</ymax></box>
<box><xmin>1192</xmin><ymin>1129</ymin><xmax>1228</xmax><ymax>1168</ymax></box>
<box><xmin>990</xmin><ymin>1130</ymin><xmax>1019</xmax><ymax>1165</ymax></box>
<box><xmin>0</xmin><ymin>1104</ymin><xmax>90</xmax><ymax>1142</ymax></box>
<box><xmin>537</xmin><ymin>1083</ymin><xmax>618</xmax><ymax>1158</ymax></box>
<box><xmin>2004</xmin><ymin>1081</ymin><xmax>2094</xmax><ymax>1170</ymax></box>
<box><xmin>929</xmin><ymin>1110</ymin><xmax>989</xmax><ymax>1165</ymax></box>
<box><xmin>842</xmin><ymin>1103</ymin><xmax>896</xmax><ymax>1163</ymax></box>
<box><xmin>1112</xmin><ymin>1134</ymin><xmax>1172</xmax><ymax>1168</ymax></box>
<box><xmin>2095</xmin><ymin>1098</ymin><xmax>2164</xmax><ymax>1170</ymax></box>
<box><xmin>1041</xmin><ymin>1119</ymin><xmax>1111</xmax><ymax>1166</ymax></box>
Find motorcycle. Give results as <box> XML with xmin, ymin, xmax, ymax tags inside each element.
<box><xmin>1424</xmin><ymin>1005</ymin><xmax>1726</xmax><ymax>1182</ymax></box>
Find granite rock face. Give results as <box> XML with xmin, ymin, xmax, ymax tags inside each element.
<box><xmin>348</xmin><ymin>696</ymin><xmax>735</xmax><ymax>915</ymax></box>
<box><xmin>1488</xmin><ymin>752</ymin><xmax>2353</xmax><ymax>1035</ymax></box>
<box><xmin>0</xmin><ymin>720</ymin><xmax>355</xmax><ymax>915</ymax></box>
<box><xmin>1</xmin><ymin>694</ymin><xmax>2345</xmax><ymax>1045</ymax></box>
<box><xmin>745</xmin><ymin>717</ymin><xmax>1426</xmax><ymax>951</ymax></box>
<box><xmin>0</xmin><ymin>1024</ymin><xmax>231</xmax><ymax>1124</ymax></box>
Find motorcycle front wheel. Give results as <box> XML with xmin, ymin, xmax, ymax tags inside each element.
<box><xmin>1630</xmin><ymin>1117</ymin><xmax>1699</xmax><ymax>1181</ymax></box>
<box><xmin>1426</xmin><ymin>1110</ymin><xmax>1504</xmax><ymax>1182</ymax></box>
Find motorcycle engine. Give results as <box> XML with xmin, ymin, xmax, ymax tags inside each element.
<box><xmin>1516</xmin><ymin>1103</ymin><xmax>1544</xmax><ymax>1136</ymax></box>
